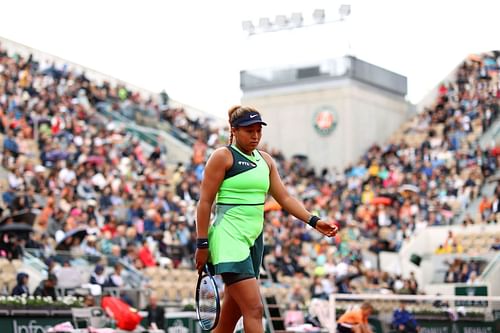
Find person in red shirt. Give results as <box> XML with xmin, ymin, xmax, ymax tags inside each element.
<box><xmin>101</xmin><ymin>215</ymin><xmax>118</xmax><ymax>237</ymax></box>
<box><xmin>337</xmin><ymin>302</ymin><xmax>374</xmax><ymax>333</ymax></box>
<box><xmin>138</xmin><ymin>239</ymin><xmax>156</xmax><ymax>267</ymax></box>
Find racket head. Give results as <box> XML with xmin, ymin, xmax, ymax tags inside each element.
<box><xmin>195</xmin><ymin>264</ymin><xmax>221</xmax><ymax>330</ymax></box>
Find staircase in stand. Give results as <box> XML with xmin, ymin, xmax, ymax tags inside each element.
<box><xmin>259</xmin><ymin>256</ymin><xmax>288</xmax><ymax>333</ymax></box>
<box><xmin>262</xmin><ymin>293</ymin><xmax>287</xmax><ymax>333</ymax></box>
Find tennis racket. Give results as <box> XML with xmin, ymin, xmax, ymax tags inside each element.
<box><xmin>195</xmin><ymin>264</ymin><xmax>221</xmax><ymax>330</ymax></box>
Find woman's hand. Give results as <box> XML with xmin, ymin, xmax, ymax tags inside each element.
<box><xmin>195</xmin><ymin>248</ymin><xmax>209</xmax><ymax>273</ymax></box>
<box><xmin>315</xmin><ymin>220</ymin><xmax>339</xmax><ymax>238</ymax></box>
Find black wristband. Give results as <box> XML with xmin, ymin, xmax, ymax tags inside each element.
<box><xmin>307</xmin><ymin>215</ymin><xmax>320</xmax><ymax>229</ymax></box>
<box><xmin>196</xmin><ymin>238</ymin><xmax>209</xmax><ymax>249</ymax></box>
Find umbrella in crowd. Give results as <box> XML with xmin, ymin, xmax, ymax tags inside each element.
<box><xmin>371</xmin><ymin>196</ymin><xmax>392</xmax><ymax>206</ymax></box>
<box><xmin>0</xmin><ymin>222</ymin><xmax>33</xmax><ymax>234</ymax></box>
<box><xmin>85</xmin><ymin>155</ymin><xmax>105</xmax><ymax>165</ymax></box>
<box><xmin>348</xmin><ymin>166</ymin><xmax>367</xmax><ymax>178</ymax></box>
<box><xmin>0</xmin><ymin>209</ymin><xmax>37</xmax><ymax>226</ymax></box>
<box><xmin>399</xmin><ymin>184</ymin><xmax>419</xmax><ymax>194</ymax></box>
<box><xmin>45</xmin><ymin>150</ymin><xmax>70</xmax><ymax>162</ymax></box>
<box><xmin>378</xmin><ymin>193</ymin><xmax>401</xmax><ymax>202</ymax></box>
<box><xmin>56</xmin><ymin>227</ymin><xmax>89</xmax><ymax>251</ymax></box>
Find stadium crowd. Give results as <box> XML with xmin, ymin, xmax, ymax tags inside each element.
<box><xmin>0</xmin><ymin>42</ymin><xmax>499</xmax><ymax>311</ymax></box>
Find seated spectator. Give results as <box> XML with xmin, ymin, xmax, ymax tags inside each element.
<box><xmin>11</xmin><ymin>272</ymin><xmax>30</xmax><ymax>296</ymax></box>
<box><xmin>337</xmin><ymin>276</ymin><xmax>355</xmax><ymax>294</ymax></box>
<box><xmin>34</xmin><ymin>274</ymin><xmax>58</xmax><ymax>300</ymax></box>
<box><xmin>2</xmin><ymin>234</ymin><xmax>24</xmax><ymax>260</ymax></box>
<box><xmin>309</xmin><ymin>275</ymin><xmax>328</xmax><ymax>300</ymax></box>
<box><xmin>3</xmin><ymin>130</ymin><xmax>19</xmax><ymax>157</ymax></box>
<box><xmin>435</xmin><ymin>244</ymin><xmax>447</xmax><ymax>254</ymax></box>
<box><xmin>449</xmin><ymin>241</ymin><xmax>464</xmax><ymax>254</ymax></box>
<box><xmin>83</xmin><ymin>294</ymin><xmax>96</xmax><ymax>307</ymax></box>
<box><xmin>467</xmin><ymin>271</ymin><xmax>480</xmax><ymax>285</ymax></box>
<box><xmin>143</xmin><ymin>293</ymin><xmax>164</xmax><ymax>330</ymax></box>
<box><xmin>392</xmin><ymin>301</ymin><xmax>420</xmax><ymax>333</ymax></box>
<box><xmin>444</xmin><ymin>231</ymin><xmax>456</xmax><ymax>247</ymax></box>
<box><xmin>288</xmin><ymin>284</ymin><xmax>306</xmax><ymax>307</ymax></box>
<box><xmin>2</xmin><ymin>186</ymin><xmax>17</xmax><ymax>209</ymax></box>
<box><xmin>89</xmin><ymin>264</ymin><xmax>107</xmax><ymax>287</ymax></box>
<box><xmin>138</xmin><ymin>239</ymin><xmax>156</xmax><ymax>267</ymax></box>
<box><xmin>491</xmin><ymin>237</ymin><xmax>500</xmax><ymax>251</ymax></box>
<box><xmin>478</xmin><ymin>197</ymin><xmax>492</xmax><ymax>220</ymax></box>
<box><xmin>106</xmin><ymin>263</ymin><xmax>124</xmax><ymax>287</ymax></box>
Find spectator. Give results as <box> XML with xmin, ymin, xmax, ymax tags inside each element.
<box><xmin>3</xmin><ymin>130</ymin><xmax>19</xmax><ymax>157</ymax></box>
<box><xmin>478</xmin><ymin>197</ymin><xmax>492</xmax><ymax>220</ymax></box>
<box><xmin>33</xmin><ymin>274</ymin><xmax>58</xmax><ymax>300</ymax></box>
<box><xmin>11</xmin><ymin>272</ymin><xmax>30</xmax><ymax>296</ymax></box>
<box><xmin>138</xmin><ymin>239</ymin><xmax>157</xmax><ymax>267</ymax></box>
<box><xmin>491</xmin><ymin>237</ymin><xmax>500</xmax><ymax>251</ymax></box>
<box><xmin>148</xmin><ymin>146</ymin><xmax>162</xmax><ymax>163</ymax></box>
<box><xmin>466</xmin><ymin>271</ymin><xmax>480</xmax><ymax>285</ymax></box>
<box><xmin>143</xmin><ymin>293</ymin><xmax>165</xmax><ymax>330</ymax></box>
<box><xmin>106</xmin><ymin>263</ymin><xmax>124</xmax><ymax>287</ymax></box>
<box><xmin>392</xmin><ymin>301</ymin><xmax>420</xmax><ymax>333</ymax></box>
<box><xmin>89</xmin><ymin>264</ymin><xmax>107</xmax><ymax>287</ymax></box>
<box><xmin>310</xmin><ymin>275</ymin><xmax>328</xmax><ymax>300</ymax></box>
<box><xmin>191</xmin><ymin>135</ymin><xmax>207</xmax><ymax>166</ymax></box>
<box><xmin>83</xmin><ymin>294</ymin><xmax>96</xmax><ymax>307</ymax></box>
<box><xmin>288</xmin><ymin>284</ymin><xmax>306</xmax><ymax>307</ymax></box>
<box><xmin>2</xmin><ymin>234</ymin><xmax>24</xmax><ymax>260</ymax></box>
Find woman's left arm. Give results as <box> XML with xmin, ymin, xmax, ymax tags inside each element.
<box><xmin>263</xmin><ymin>152</ymin><xmax>338</xmax><ymax>237</ymax></box>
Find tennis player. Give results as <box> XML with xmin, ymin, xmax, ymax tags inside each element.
<box><xmin>337</xmin><ymin>302</ymin><xmax>374</xmax><ymax>333</ymax></box>
<box><xmin>195</xmin><ymin>105</ymin><xmax>338</xmax><ymax>333</ymax></box>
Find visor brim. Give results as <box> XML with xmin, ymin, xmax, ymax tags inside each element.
<box><xmin>234</xmin><ymin>120</ymin><xmax>268</xmax><ymax>127</ymax></box>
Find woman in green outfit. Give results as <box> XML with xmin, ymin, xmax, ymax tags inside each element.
<box><xmin>195</xmin><ymin>105</ymin><xmax>338</xmax><ymax>333</ymax></box>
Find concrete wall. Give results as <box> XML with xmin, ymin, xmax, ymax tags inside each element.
<box><xmin>242</xmin><ymin>77</ymin><xmax>410</xmax><ymax>171</ymax></box>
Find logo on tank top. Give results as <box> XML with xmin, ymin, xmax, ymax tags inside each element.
<box><xmin>238</xmin><ymin>161</ymin><xmax>256</xmax><ymax>167</ymax></box>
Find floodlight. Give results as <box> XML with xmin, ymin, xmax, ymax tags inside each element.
<box><xmin>313</xmin><ymin>9</ymin><xmax>325</xmax><ymax>24</ymax></box>
<box><xmin>259</xmin><ymin>17</ymin><xmax>273</xmax><ymax>31</ymax></box>
<box><xmin>242</xmin><ymin>20</ymin><xmax>255</xmax><ymax>34</ymax></box>
<box><xmin>339</xmin><ymin>5</ymin><xmax>351</xmax><ymax>19</ymax></box>
<box><xmin>290</xmin><ymin>12</ymin><xmax>303</xmax><ymax>27</ymax></box>
<box><xmin>275</xmin><ymin>15</ymin><xmax>288</xmax><ymax>28</ymax></box>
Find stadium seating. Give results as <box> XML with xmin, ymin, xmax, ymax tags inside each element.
<box><xmin>0</xmin><ymin>40</ymin><xmax>498</xmax><ymax>327</ymax></box>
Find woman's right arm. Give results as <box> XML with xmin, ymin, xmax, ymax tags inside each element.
<box><xmin>195</xmin><ymin>148</ymin><xmax>230</xmax><ymax>271</ymax></box>
<box><xmin>196</xmin><ymin>148</ymin><xmax>230</xmax><ymax>237</ymax></box>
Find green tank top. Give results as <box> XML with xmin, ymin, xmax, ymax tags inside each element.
<box><xmin>216</xmin><ymin>145</ymin><xmax>270</xmax><ymax>205</ymax></box>
<box><xmin>208</xmin><ymin>145</ymin><xmax>270</xmax><ymax>271</ymax></box>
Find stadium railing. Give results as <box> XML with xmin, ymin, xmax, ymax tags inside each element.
<box><xmin>480</xmin><ymin>252</ymin><xmax>500</xmax><ymax>297</ymax></box>
<box><xmin>94</xmin><ymin>101</ymin><xmax>194</xmax><ymax>164</ymax></box>
<box><xmin>95</xmin><ymin>101</ymin><xmax>196</xmax><ymax>148</ymax></box>
<box><xmin>23</xmin><ymin>248</ymin><xmax>150</xmax><ymax>289</ymax></box>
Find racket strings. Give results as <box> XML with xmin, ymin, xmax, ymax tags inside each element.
<box><xmin>197</xmin><ymin>275</ymin><xmax>218</xmax><ymax>329</ymax></box>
